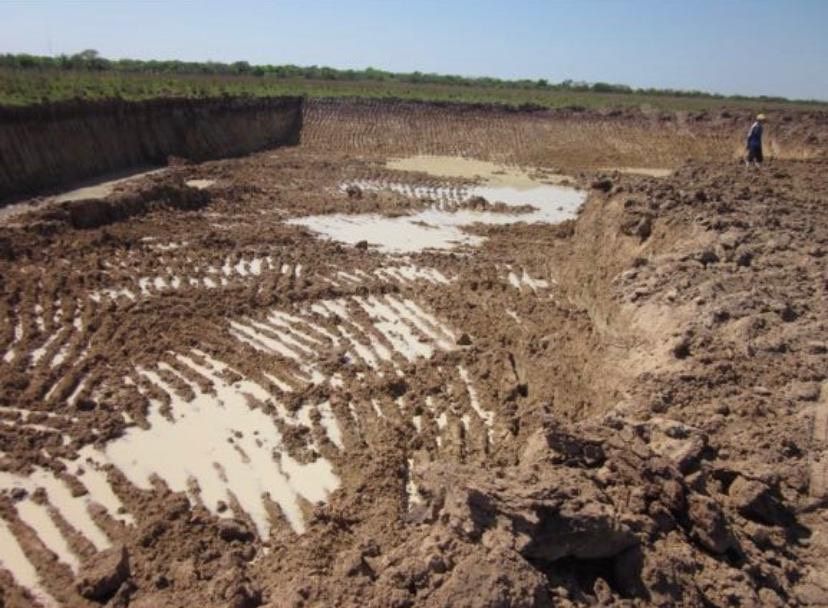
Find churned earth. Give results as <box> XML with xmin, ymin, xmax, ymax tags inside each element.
<box><xmin>0</xmin><ymin>100</ymin><xmax>827</xmax><ymax>607</ymax></box>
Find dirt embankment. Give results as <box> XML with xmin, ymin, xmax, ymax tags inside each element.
<box><xmin>303</xmin><ymin>98</ymin><xmax>827</xmax><ymax>170</ymax></box>
<box><xmin>0</xmin><ymin>96</ymin><xmax>303</xmax><ymax>203</ymax></box>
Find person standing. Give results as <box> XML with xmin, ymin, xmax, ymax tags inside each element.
<box><xmin>746</xmin><ymin>114</ymin><xmax>766</xmax><ymax>167</ymax></box>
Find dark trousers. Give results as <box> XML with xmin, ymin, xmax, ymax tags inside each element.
<box><xmin>747</xmin><ymin>145</ymin><xmax>763</xmax><ymax>163</ymax></box>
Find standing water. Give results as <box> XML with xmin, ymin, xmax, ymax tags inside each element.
<box><xmin>288</xmin><ymin>156</ymin><xmax>585</xmax><ymax>253</ymax></box>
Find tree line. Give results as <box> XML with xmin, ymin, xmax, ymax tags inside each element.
<box><xmin>0</xmin><ymin>50</ymin><xmax>795</xmax><ymax>103</ymax></box>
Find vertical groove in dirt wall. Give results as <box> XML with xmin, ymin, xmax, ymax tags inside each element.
<box><xmin>0</xmin><ymin>96</ymin><xmax>304</xmax><ymax>202</ymax></box>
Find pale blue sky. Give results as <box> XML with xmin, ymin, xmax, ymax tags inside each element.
<box><xmin>2</xmin><ymin>0</ymin><xmax>827</xmax><ymax>100</ymax></box>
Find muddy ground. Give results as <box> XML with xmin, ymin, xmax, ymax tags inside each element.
<box><xmin>0</xmin><ymin>100</ymin><xmax>827</xmax><ymax>607</ymax></box>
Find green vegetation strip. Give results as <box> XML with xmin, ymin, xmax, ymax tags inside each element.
<box><xmin>1</xmin><ymin>51</ymin><xmax>825</xmax><ymax>110</ymax></box>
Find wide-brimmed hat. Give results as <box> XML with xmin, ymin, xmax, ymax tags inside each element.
<box><xmin>757</xmin><ymin>113</ymin><xmax>767</xmax><ymax>121</ymax></box>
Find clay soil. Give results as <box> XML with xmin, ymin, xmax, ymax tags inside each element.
<box><xmin>1</xmin><ymin>99</ymin><xmax>827</xmax><ymax>607</ymax></box>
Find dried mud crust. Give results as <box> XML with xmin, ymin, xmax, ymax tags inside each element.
<box><xmin>0</xmin><ymin>103</ymin><xmax>826</xmax><ymax>607</ymax></box>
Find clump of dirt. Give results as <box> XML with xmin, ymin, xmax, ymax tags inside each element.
<box><xmin>42</xmin><ymin>180</ymin><xmax>211</xmax><ymax>229</ymax></box>
<box><xmin>268</xmin><ymin>414</ymin><xmax>800</xmax><ymax>607</ymax></box>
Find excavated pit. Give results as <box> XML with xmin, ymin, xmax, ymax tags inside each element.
<box><xmin>0</xmin><ymin>99</ymin><xmax>827</xmax><ymax>607</ymax></box>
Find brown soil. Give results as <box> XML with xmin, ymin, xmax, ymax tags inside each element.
<box><xmin>0</xmin><ymin>100</ymin><xmax>827</xmax><ymax>607</ymax></box>
<box><xmin>0</xmin><ymin>96</ymin><xmax>302</xmax><ymax>202</ymax></box>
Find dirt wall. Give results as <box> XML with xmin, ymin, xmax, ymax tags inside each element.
<box><xmin>0</xmin><ymin>96</ymin><xmax>303</xmax><ymax>202</ymax></box>
<box><xmin>303</xmin><ymin>98</ymin><xmax>827</xmax><ymax>169</ymax></box>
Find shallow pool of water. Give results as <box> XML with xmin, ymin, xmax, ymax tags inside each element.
<box><xmin>290</xmin><ymin>182</ymin><xmax>585</xmax><ymax>253</ymax></box>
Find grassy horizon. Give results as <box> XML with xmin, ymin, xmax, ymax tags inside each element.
<box><xmin>2</xmin><ymin>66</ymin><xmax>826</xmax><ymax>112</ymax></box>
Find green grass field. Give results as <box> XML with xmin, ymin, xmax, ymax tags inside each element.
<box><xmin>1</xmin><ymin>68</ymin><xmax>824</xmax><ymax>112</ymax></box>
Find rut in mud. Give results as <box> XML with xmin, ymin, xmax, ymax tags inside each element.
<box><xmin>0</xmin><ymin>100</ymin><xmax>827</xmax><ymax>607</ymax></box>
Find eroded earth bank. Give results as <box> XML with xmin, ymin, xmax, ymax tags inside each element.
<box><xmin>0</xmin><ymin>100</ymin><xmax>827</xmax><ymax>607</ymax></box>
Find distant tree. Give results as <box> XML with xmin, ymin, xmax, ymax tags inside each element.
<box><xmin>231</xmin><ymin>61</ymin><xmax>251</xmax><ymax>74</ymax></box>
<box><xmin>68</xmin><ymin>49</ymin><xmax>109</xmax><ymax>70</ymax></box>
<box><xmin>591</xmin><ymin>82</ymin><xmax>614</xmax><ymax>93</ymax></box>
<box><xmin>319</xmin><ymin>66</ymin><xmax>338</xmax><ymax>80</ymax></box>
<box><xmin>75</xmin><ymin>49</ymin><xmax>100</xmax><ymax>61</ymax></box>
<box><xmin>364</xmin><ymin>67</ymin><xmax>390</xmax><ymax>81</ymax></box>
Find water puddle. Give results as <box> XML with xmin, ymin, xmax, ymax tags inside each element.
<box><xmin>15</xmin><ymin>499</ymin><xmax>80</xmax><ymax>572</ymax></box>
<box><xmin>373</xmin><ymin>265</ymin><xmax>450</xmax><ymax>285</ymax></box>
<box><xmin>386</xmin><ymin>155</ymin><xmax>571</xmax><ymax>188</ymax></box>
<box><xmin>231</xmin><ymin>294</ymin><xmax>454</xmax><ymax>377</ymax></box>
<box><xmin>185</xmin><ymin>179</ymin><xmax>215</xmax><ymax>190</ymax></box>
<box><xmin>53</xmin><ymin>168</ymin><xmax>166</xmax><ymax>203</ymax></box>
<box><xmin>0</xmin><ymin>460</ymin><xmax>132</xmax><ymax>584</ymax></box>
<box><xmin>601</xmin><ymin>167</ymin><xmax>672</xmax><ymax>178</ymax></box>
<box><xmin>90</xmin><ymin>353</ymin><xmax>340</xmax><ymax>536</ymax></box>
<box><xmin>506</xmin><ymin>267</ymin><xmax>551</xmax><ymax>292</ymax></box>
<box><xmin>458</xmin><ymin>365</ymin><xmax>494</xmax><ymax>441</ymax></box>
<box><xmin>0</xmin><ymin>168</ymin><xmax>165</xmax><ymax>224</ymax></box>
<box><xmin>289</xmin><ymin>157</ymin><xmax>585</xmax><ymax>253</ymax></box>
<box><xmin>317</xmin><ymin>401</ymin><xmax>344</xmax><ymax>450</ymax></box>
<box><xmin>405</xmin><ymin>458</ymin><xmax>424</xmax><ymax>509</ymax></box>
<box><xmin>0</xmin><ymin>518</ymin><xmax>58</xmax><ymax>607</ymax></box>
